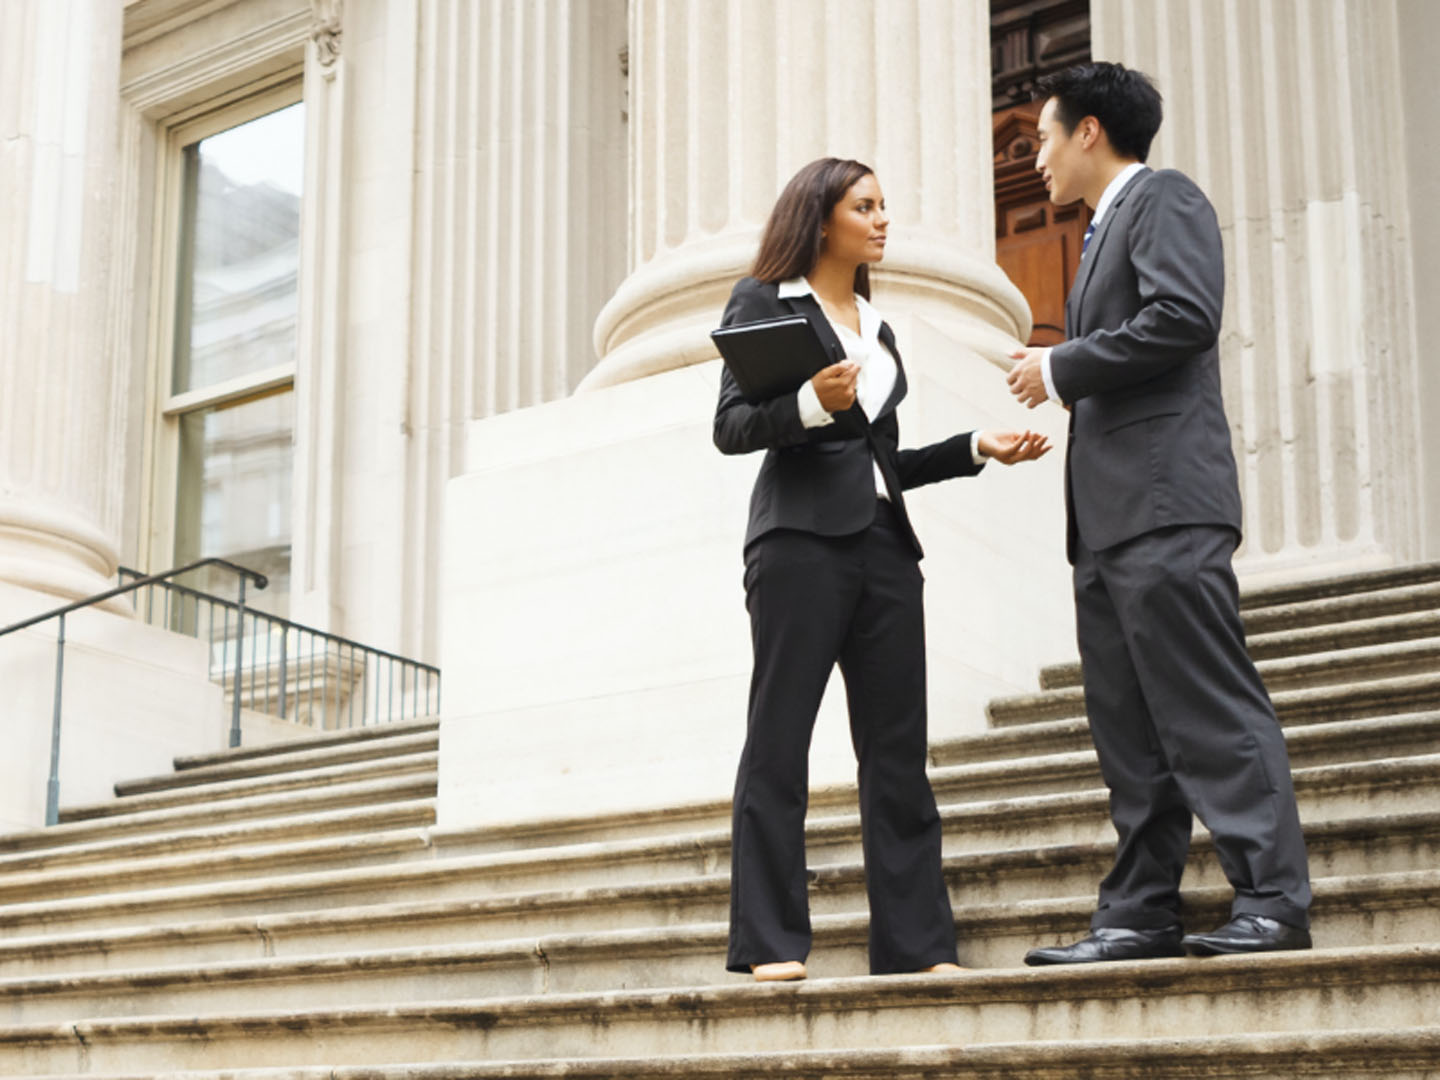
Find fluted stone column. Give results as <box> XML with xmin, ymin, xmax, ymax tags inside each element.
<box><xmin>0</xmin><ymin>0</ymin><xmax>126</xmax><ymax>608</ymax></box>
<box><xmin>580</xmin><ymin>0</ymin><xmax>1031</xmax><ymax>390</ymax></box>
<box><xmin>1093</xmin><ymin>0</ymin><xmax>1422</xmax><ymax>576</ymax></box>
<box><xmin>380</xmin><ymin>0</ymin><xmax>625</xmax><ymax>657</ymax></box>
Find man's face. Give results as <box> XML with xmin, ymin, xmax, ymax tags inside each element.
<box><xmin>1035</xmin><ymin>97</ymin><xmax>1085</xmax><ymax>206</ymax></box>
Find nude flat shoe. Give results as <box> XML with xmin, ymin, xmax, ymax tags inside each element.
<box><xmin>921</xmin><ymin>962</ymin><xmax>966</xmax><ymax>973</ymax></box>
<box><xmin>751</xmin><ymin>961</ymin><xmax>807</xmax><ymax>982</ymax></box>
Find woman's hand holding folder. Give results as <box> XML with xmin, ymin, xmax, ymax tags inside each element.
<box><xmin>811</xmin><ymin>361</ymin><xmax>860</xmax><ymax>412</ymax></box>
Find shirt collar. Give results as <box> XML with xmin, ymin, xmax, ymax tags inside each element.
<box><xmin>777</xmin><ymin>277</ymin><xmax>882</xmax><ymax>343</ymax></box>
<box><xmin>777</xmin><ymin>276</ymin><xmax>813</xmax><ymax>299</ymax></box>
<box><xmin>1091</xmin><ymin>162</ymin><xmax>1147</xmax><ymax>226</ymax></box>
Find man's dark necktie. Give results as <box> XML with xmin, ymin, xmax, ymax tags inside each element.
<box><xmin>1082</xmin><ymin>220</ymin><xmax>1096</xmax><ymax>254</ymax></box>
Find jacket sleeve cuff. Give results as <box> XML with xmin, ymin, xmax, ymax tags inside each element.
<box><xmin>970</xmin><ymin>431</ymin><xmax>988</xmax><ymax>466</ymax></box>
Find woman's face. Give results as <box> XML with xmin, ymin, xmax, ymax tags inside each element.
<box><xmin>822</xmin><ymin>173</ymin><xmax>888</xmax><ymax>265</ymax></box>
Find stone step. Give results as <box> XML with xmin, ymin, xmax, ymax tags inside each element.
<box><xmin>0</xmin><ymin>774</ymin><xmax>438</xmax><ymax>855</ymax></box>
<box><xmin>24</xmin><ymin>1026</ymin><xmax>1440</xmax><ymax>1080</ymax></box>
<box><xmin>58</xmin><ymin>751</ymin><xmax>438</xmax><ymax>823</ymax></box>
<box><xmin>9</xmin><ymin>705</ymin><xmax>1421</xmax><ymax>894</ymax></box>
<box><xmin>397</xmin><ymin>710</ymin><xmax>1440</xmax><ymax>861</ymax></box>
<box><xmin>0</xmin><ymin>870</ymin><xmax>1429</xmax><ymax>1024</ymax></box>
<box><xmin>0</xmin><ymin>944</ymin><xmax>1433</xmax><ymax>1072</ymax></box>
<box><xmin>0</xmin><ymin>746</ymin><xmax>1428</xmax><ymax>943</ymax></box>
<box><xmin>3</xmin><ymin>809</ymin><xmax>1426</xmax><ymax>979</ymax></box>
<box><xmin>0</xmin><ymin>801</ymin><xmax>436</xmax><ymax>874</ymax></box>
<box><xmin>172</xmin><ymin>719</ymin><xmax>439</xmax><ymax>772</ymax></box>
<box><xmin>987</xmin><ymin>669</ymin><xmax>1440</xmax><ymax>728</ymax></box>
<box><xmin>1242</xmin><ymin>581</ymin><xmax>1440</xmax><ymax>634</ymax></box>
<box><xmin>927</xmin><ymin>714</ymin><xmax>1434</xmax><ymax>783</ymax></box>
<box><xmin>1238</xmin><ymin>561</ymin><xmax>1440</xmax><ymax>610</ymax></box>
<box><xmin>1038</xmin><ymin>609</ymin><xmax>1440</xmax><ymax>690</ymax></box>
<box><xmin>0</xmin><ymin>827</ymin><xmax>439</xmax><ymax>906</ymax></box>
<box><xmin>115</xmin><ymin>732</ymin><xmax>440</xmax><ymax>797</ymax></box>
<box><xmin>926</xmin><ymin>711</ymin><xmax>1440</xmax><ymax>802</ymax></box>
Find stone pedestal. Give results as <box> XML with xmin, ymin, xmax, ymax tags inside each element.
<box><xmin>437</xmin><ymin>0</ymin><xmax>1076</xmax><ymax>832</ymax></box>
<box><xmin>0</xmin><ymin>584</ymin><xmax>227</xmax><ymax>832</ymax></box>
<box><xmin>439</xmin><ymin>335</ymin><xmax>1071</xmax><ymax>830</ymax></box>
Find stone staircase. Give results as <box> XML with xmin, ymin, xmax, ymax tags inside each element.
<box><xmin>1</xmin><ymin>564</ymin><xmax>1438</xmax><ymax>1078</ymax></box>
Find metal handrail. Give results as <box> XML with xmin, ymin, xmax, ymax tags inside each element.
<box><xmin>0</xmin><ymin>558</ymin><xmax>267</xmax><ymax>826</ymax></box>
<box><xmin>116</xmin><ymin>567</ymin><xmax>441</xmax><ymax>735</ymax></box>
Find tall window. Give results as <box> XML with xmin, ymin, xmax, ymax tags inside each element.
<box><xmin>163</xmin><ymin>98</ymin><xmax>304</xmax><ymax>614</ymax></box>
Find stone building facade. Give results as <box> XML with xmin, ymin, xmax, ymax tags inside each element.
<box><xmin>1</xmin><ymin>0</ymin><xmax>1436</xmax><ymax>828</ymax></box>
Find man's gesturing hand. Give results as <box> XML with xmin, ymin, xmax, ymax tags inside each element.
<box><xmin>977</xmin><ymin>430</ymin><xmax>1051</xmax><ymax>465</ymax></box>
<box><xmin>811</xmin><ymin>361</ymin><xmax>859</xmax><ymax>413</ymax></box>
<box><xmin>1006</xmin><ymin>347</ymin><xmax>1050</xmax><ymax>409</ymax></box>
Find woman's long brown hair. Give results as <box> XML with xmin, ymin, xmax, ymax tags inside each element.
<box><xmin>751</xmin><ymin>158</ymin><xmax>874</xmax><ymax>299</ymax></box>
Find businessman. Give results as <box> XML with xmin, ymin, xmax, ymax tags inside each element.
<box><xmin>1007</xmin><ymin>62</ymin><xmax>1312</xmax><ymax>963</ymax></box>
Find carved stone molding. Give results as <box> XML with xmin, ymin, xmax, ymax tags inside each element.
<box><xmin>990</xmin><ymin>0</ymin><xmax>1090</xmax><ymax>112</ymax></box>
<box><xmin>310</xmin><ymin>0</ymin><xmax>342</xmax><ymax>67</ymax></box>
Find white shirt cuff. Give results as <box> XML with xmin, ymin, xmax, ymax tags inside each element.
<box><xmin>796</xmin><ymin>378</ymin><xmax>835</xmax><ymax>428</ymax></box>
<box><xmin>970</xmin><ymin>431</ymin><xmax>988</xmax><ymax>466</ymax></box>
<box><xmin>1040</xmin><ymin>347</ymin><xmax>1064</xmax><ymax>406</ymax></box>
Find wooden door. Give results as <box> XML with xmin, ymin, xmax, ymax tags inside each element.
<box><xmin>993</xmin><ymin>102</ymin><xmax>1090</xmax><ymax>347</ymax></box>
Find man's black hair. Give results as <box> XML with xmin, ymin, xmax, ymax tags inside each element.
<box><xmin>1034</xmin><ymin>62</ymin><xmax>1163</xmax><ymax>163</ymax></box>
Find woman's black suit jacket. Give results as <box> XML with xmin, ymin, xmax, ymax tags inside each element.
<box><xmin>713</xmin><ymin>276</ymin><xmax>984</xmax><ymax>559</ymax></box>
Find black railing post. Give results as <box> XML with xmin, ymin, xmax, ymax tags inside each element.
<box><xmin>44</xmin><ymin>613</ymin><xmax>67</xmax><ymax>827</ymax></box>
<box><xmin>278</xmin><ymin>624</ymin><xmax>289</xmax><ymax>720</ymax></box>
<box><xmin>230</xmin><ymin>576</ymin><xmax>246</xmax><ymax>748</ymax></box>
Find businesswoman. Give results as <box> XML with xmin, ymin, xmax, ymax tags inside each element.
<box><xmin>716</xmin><ymin>157</ymin><xmax>1050</xmax><ymax>982</ymax></box>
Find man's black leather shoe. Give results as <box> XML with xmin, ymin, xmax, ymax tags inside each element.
<box><xmin>1023</xmin><ymin>926</ymin><xmax>1185</xmax><ymax>966</ymax></box>
<box><xmin>1182</xmin><ymin>914</ymin><xmax>1312</xmax><ymax>956</ymax></box>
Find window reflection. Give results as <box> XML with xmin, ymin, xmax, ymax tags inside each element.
<box><xmin>175</xmin><ymin>391</ymin><xmax>294</xmax><ymax>616</ymax></box>
<box><xmin>171</xmin><ymin>101</ymin><xmax>303</xmax><ymax>615</ymax></box>
<box><xmin>174</xmin><ymin>103</ymin><xmax>304</xmax><ymax>394</ymax></box>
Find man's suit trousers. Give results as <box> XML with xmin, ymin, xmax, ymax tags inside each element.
<box><xmin>1075</xmin><ymin>524</ymin><xmax>1312</xmax><ymax>931</ymax></box>
<box><xmin>726</xmin><ymin>501</ymin><xmax>958</xmax><ymax>974</ymax></box>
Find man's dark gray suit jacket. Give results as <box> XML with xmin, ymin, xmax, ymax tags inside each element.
<box><xmin>1049</xmin><ymin>168</ymin><xmax>1242</xmax><ymax>563</ymax></box>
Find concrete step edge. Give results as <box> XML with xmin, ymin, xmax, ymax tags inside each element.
<box><xmin>20</xmin><ymin>1025</ymin><xmax>1440</xmax><ymax>1079</ymax></box>
<box><xmin>0</xmin><ymin>943</ymin><xmax>1433</xmax><ymax>1046</ymax></box>
<box><xmin>0</xmin><ymin>776</ymin><xmax>437</xmax><ymax>854</ymax></box>
<box><xmin>117</xmin><ymin>733</ymin><xmax>440</xmax><ymax>797</ymax></box>
<box><xmin>59</xmin><ymin>753</ymin><xmax>439</xmax><ymax>822</ymax></box>
<box><xmin>932</xmin><ymin>708</ymin><xmax>1440</xmax><ymax>768</ymax></box>
<box><xmin>421</xmin><ymin>710</ymin><xmax>1440</xmax><ymax>858</ymax></box>
<box><xmin>1039</xmin><ymin>610</ymin><xmax>1440</xmax><ymax>689</ymax></box>
<box><xmin>7</xmin><ymin>751</ymin><xmax>1434</xmax><ymax>923</ymax></box>
<box><xmin>0</xmin><ymin>809</ymin><xmax>1428</xmax><ymax>965</ymax></box>
<box><xmin>987</xmin><ymin>670</ymin><xmax>1440</xmax><ymax>726</ymax></box>
<box><xmin>0</xmin><ymin>827</ymin><xmax>437</xmax><ymax>905</ymax></box>
<box><xmin>173</xmin><ymin>718</ymin><xmax>440</xmax><ymax>771</ymax></box>
<box><xmin>929</xmin><ymin>710</ymin><xmax>1440</xmax><ymax>784</ymax></box>
<box><xmin>0</xmin><ymin>870</ymin><xmax>1429</xmax><ymax>1002</ymax></box>
<box><xmin>1238</xmin><ymin>561</ymin><xmax>1440</xmax><ymax>609</ymax></box>
<box><xmin>0</xmin><ymin>800</ymin><xmax>438</xmax><ymax>872</ymax></box>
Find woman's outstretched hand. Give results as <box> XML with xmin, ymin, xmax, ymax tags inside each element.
<box><xmin>811</xmin><ymin>362</ymin><xmax>859</xmax><ymax>412</ymax></box>
<box><xmin>977</xmin><ymin>429</ymin><xmax>1051</xmax><ymax>465</ymax></box>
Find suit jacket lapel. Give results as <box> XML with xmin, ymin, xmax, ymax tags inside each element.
<box><xmin>1068</xmin><ymin>167</ymin><xmax>1151</xmax><ymax>331</ymax></box>
<box><xmin>875</xmin><ymin>322</ymin><xmax>907</xmax><ymax>420</ymax></box>
<box><xmin>784</xmin><ymin>292</ymin><xmax>869</xmax><ymax>434</ymax></box>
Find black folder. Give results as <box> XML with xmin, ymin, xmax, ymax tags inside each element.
<box><xmin>710</xmin><ymin>315</ymin><xmax>836</xmax><ymax>404</ymax></box>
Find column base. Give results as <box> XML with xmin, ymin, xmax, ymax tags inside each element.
<box><xmin>0</xmin><ymin>499</ymin><xmax>124</xmax><ymax>620</ymax></box>
<box><xmin>580</xmin><ymin>231</ymin><xmax>1033</xmax><ymax>393</ymax></box>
